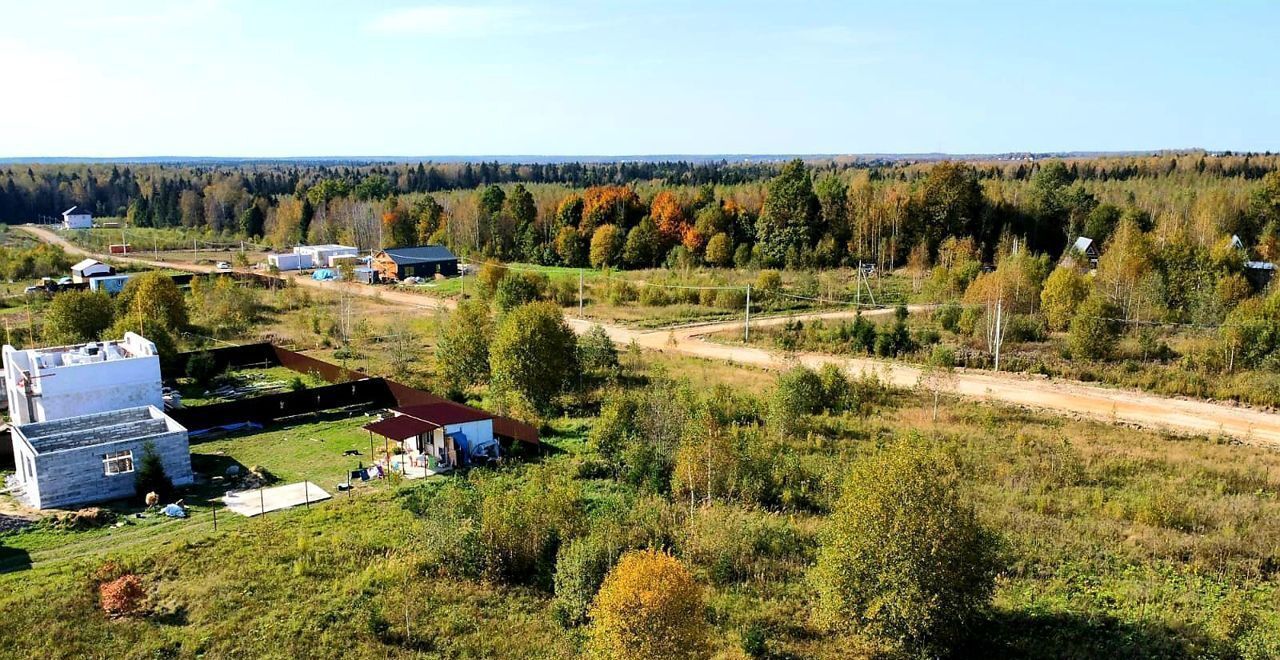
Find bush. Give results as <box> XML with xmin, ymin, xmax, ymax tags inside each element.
<box><xmin>678</xmin><ymin>504</ymin><xmax>810</xmax><ymax>585</ymax></box>
<box><xmin>936</xmin><ymin>302</ymin><xmax>962</xmax><ymax>333</ymax></box>
<box><xmin>715</xmin><ymin>287</ymin><xmax>746</xmax><ymax>310</ymax></box>
<box><xmin>578</xmin><ymin>325</ymin><xmax>619</xmax><ymax>374</ymax></box>
<box><xmin>553</xmin><ymin>535</ymin><xmax>620</xmax><ymax>627</ymax></box>
<box><xmin>134</xmin><ymin>441</ymin><xmax>173</xmax><ymax>502</ymax></box>
<box><xmin>549</xmin><ymin>276</ymin><xmax>578</xmax><ymax>306</ymax></box>
<box><xmin>637</xmin><ymin>284</ymin><xmax>670</xmax><ymax>306</ymax></box>
<box><xmin>587</xmin><ymin>549</ymin><xmax>709</xmax><ymax>660</ymax></box>
<box><xmin>493</xmin><ymin>272</ymin><xmax>545</xmax><ymax>312</ymax></box>
<box><xmin>185</xmin><ymin>351</ymin><xmax>219</xmax><ymax>388</ymax></box>
<box><xmin>491</xmin><ymin>302</ymin><xmax>579</xmax><ymax>413</ymax></box>
<box><xmin>811</xmin><ymin>440</ymin><xmax>1002</xmax><ymax>656</ymax></box>
<box><xmin>1069</xmin><ymin>294</ymin><xmax>1122</xmax><ymax>360</ymax></box>
<box><xmin>1004</xmin><ymin>313</ymin><xmax>1047</xmax><ymax>343</ymax></box>
<box><xmin>606</xmin><ymin>280</ymin><xmax>638</xmax><ymax>305</ymax></box>
<box><xmin>768</xmin><ymin>366</ymin><xmax>824</xmax><ymax>435</ymax></box>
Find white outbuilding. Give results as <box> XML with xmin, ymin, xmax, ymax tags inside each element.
<box><xmin>62</xmin><ymin>206</ymin><xmax>93</xmax><ymax>229</ymax></box>
<box><xmin>70</xmin><ymin>258</ymin><xmax>115</xmax><ymax>283</ymax></box>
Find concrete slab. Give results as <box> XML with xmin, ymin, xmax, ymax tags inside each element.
<box><xmin>223</xmin><ymin>481</ymin><xmax>331</xmax><ymax>517</ymax></box>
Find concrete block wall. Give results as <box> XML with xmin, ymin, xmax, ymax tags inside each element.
<box><xmin>28</xmin><ymin>432</ymin><xmax>194</xmax><ymax>510</ymax></box>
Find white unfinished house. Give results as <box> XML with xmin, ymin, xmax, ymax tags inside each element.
<box><xmin>62</xmin><ymin>206</ymin><xmax>92</xmax><ymax>229</ymax></box>
<box><xmin>10</xmin><ymin>406</ymin><xmax>192</xmax><ymax>509</ymax></box>
<box><xmin>3</xmin><ymin>333</ymin><xmax>164</xmax><ymax>426</ymax></box>
<box><xmin>3</xmin><ymin>333</ymin><xmax>192</xmax><ymax>509</ymax></box>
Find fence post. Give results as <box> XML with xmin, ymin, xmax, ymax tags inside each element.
<box><xmin>744</xmin><ymin>284</ymin><xmax>751</xmax><ymax>343</ymax></box>
<box><xmin>304</xmin><ymin>480</ymin><xmax>310</xmax><ymax>509</ymax></box>
<box><xmin>212</xmin><ymin>504</ymin><xmax>217</xmax><ymax>531</ymax></box>
<box><xmin>260</xmin><ymin>486</ymin><xmax>265</xmax><ymax>517</ymax></box>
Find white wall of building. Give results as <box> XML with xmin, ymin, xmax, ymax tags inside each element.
<box><xmin>62</xmin><ymin>213</ymin><xmax>92</xmax><ymax>229</ymax></box>
<box><xmin>267</xmin><ymin>253</ymin><xmax>313</xmax><ymax>271</ymax></box>
<box><xmin>3</xmin><ymin>333</ymin><xmax>163</xmax><ymax>425</ymax></box>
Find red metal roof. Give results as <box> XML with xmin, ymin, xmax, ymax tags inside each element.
<box><xmin>395</xmin><ymin>402</ymin><xmax>493</xmax><ymax>427</ymax></box>
<box><xmin>363</xmin><ymin>415</ymin><xmax>437</xmax><ymax>440</ymax></box>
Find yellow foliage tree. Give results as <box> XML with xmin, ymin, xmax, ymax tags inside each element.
<box><xmin>588</xmin><ymin>549</ymin><xmax>709</xmax><ymax>660</ymax></box>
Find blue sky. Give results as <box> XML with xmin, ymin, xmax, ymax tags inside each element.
<box><xmin>1</xmin><ymin>0</ymin><xmax>1276</xmax><ymax>157</ymax></box>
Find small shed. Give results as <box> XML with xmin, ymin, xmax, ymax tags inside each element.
<box><xmin>62</xmin><ymin>206</ymin><xmax>92</xmax><ymax>229</ymax></box>
<box><xmin>71</xmin><ymin>258</ymin><xmax>114</xmax><ymax>283</ymax></box>
<box><xmin>372</xmin><ymin>245</ymin><xmax>459</xmax><ymax>282</ymax></box>
<box><xmin>352</xmin><ymin>267</ymin><xmax>377</xmax><ymax>284</ymax></box>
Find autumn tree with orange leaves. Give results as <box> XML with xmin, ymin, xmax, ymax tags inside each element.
<box><xmin>381</xmin><ymin>198</ymin><xmax>415</xmax><ymax>248</ymax></box>
<box><xmin>650</xmin><ymin>190</ymin><xmax>689</xmax><ymax>247</ymax></box>
<box><xmin>582</xmin><ymin>186</ymin><xmax>641</xmax><ymax>234</ymax></box>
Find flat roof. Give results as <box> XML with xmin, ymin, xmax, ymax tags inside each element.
<box><xmin>395</xmin><ymin>402</ymin><xmax>493</xmax><ymax>426</ymax></box>
<box><xmin>364</xmin><ymin>415</ymin><xmax>437</xmax><ymax>440</ymax></box>
<box><xmin>17</xmin><ymin>406</ymin><xmax>179</xmax><ymax>454</ymax></box>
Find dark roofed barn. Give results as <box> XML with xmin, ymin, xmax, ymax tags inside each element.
<box><xmin>373</xmin><ymin>245</ymin><xmax>459</xmax><ymax>281</ymax></box>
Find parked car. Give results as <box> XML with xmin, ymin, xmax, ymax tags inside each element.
<box><xmin>215</xmin><ymin>261</ymin><xmax>232</xmax><ymax>271</ymax></box>
<box><xmin>22</xmin><ymin>285</ymin><xmax>42</xmax><ymax>295</ymax></box>
<box><xmin>56</xmin><ymin>276</ymin><xmax>73</xmax><ymax>286</ymax></box>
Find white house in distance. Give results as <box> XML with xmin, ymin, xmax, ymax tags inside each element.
<box><xmin>3</xmin><ymin>332</ymin><xmax>164</xmax><ymax>426</ymax></box>
<box><xmin>266</xmin><ymin>244</ymin><xmax>359</xmax><ymax>272</ymax></box>
<box><xmin>294</xmin><ymin>244</ymin><xmax>358</xmax><ymax>268</ymax></box>
<box><xmin>70</xmin><ymin>258</ymin><xmax>115</xmax><ymax>284</ymax></box>
<box><xmin>61</xmin><ymin>206</ymin><xmax>92</xmax><ymax>229</ymax></box>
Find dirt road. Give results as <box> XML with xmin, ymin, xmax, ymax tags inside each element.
<box><xmin>24</xmin><ymin>224</ymin><xmax>1280</xmax><ymax>444</ymax></box>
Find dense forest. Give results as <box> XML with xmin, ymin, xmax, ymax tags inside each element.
<box><xmin>3</xmin><ymin>153</ymin><xmax>1280</xmax><ymax>276</ymax></box>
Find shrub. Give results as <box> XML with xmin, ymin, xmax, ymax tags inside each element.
<box><xmin>587</xmin><ymin>549</ymin><xmax>709</xmax><ymax>660</ymax></box>
<box><xmin>185</xmin><ymin>350</ymin><xmax>219</xmax><ymax>388</ymax></box>
<box><xmin>935</xmin><ymin>302</ymin><xmax>962</xmax><ymax>333</ymax></box>
<box><xmin>678</xmin><ymin>504</ymin><xmax>809</xmax><ymax>585</ymax></box>
<box><xmin>553</xmin><ymin>535</ymin><xmax>621</xmax><ymax>627</ymax></box>
<box><xmin>493</xmin><ymin>272</ymin><xmax>545</xmax><ymax>312</ymax></box>
<box><xmin>768</xmin><ymin>366</ymin><xmax>824</xmax><ymax>436</ymax></box>
<box><xmin>491</xmin><ymin>302</ymin><xmax>579</xmax><ymax>413</ymax></box>
<box><xmin>637</xmin><ymin>284</ymin><xmax>670</xmax><ymax>306</ymax></box>
<box><xmin>811</xmin><ymin>439</ymin><xmax>1002</xmax><ymax>656</ymax></box>
<box><xmin>606</xmin><ymin>280</ymin><xmax>638</xmax><ymax>305</ymax></box>
<box><xmin>549</xmin><ymin>276</ymin><xmax>578</xmax><ymax>306</ymax></box>
<box><xmin>436</xmin><ymin>301</ymin><xmax>494</xmax><ymax>394</ymax></box>
<box><xmin>134</xmin><ymin>441</ymin><xmax>173</xmax><ymax>502</ymax></box>
<box><xmin>715</xmin><ymin>287</ymin><xmax>746</xmax><ymax>310</ymax></box>
<box><xmin>1068</xmin><ymin>294</ymin><xmax>1122</xmax><ymax>360</ymax></box>
<box><xmin>578</xmin><ymin>325</ymin><xmax>619</xmax><ymax>374</ymax></box>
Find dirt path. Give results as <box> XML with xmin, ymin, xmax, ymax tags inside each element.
<box><xmin>23</xmin><ymin>224</ymin><xmax>1280</xmax><ymax>445</ymax></box>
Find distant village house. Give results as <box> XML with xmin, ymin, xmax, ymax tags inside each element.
<box><xmin>372</xmin><ymin>245</ymin><xmax>459</xmax><ymax>281</ymax></box>
<box><xmin>61</xmin><ymin>206</ymin><xmax>92</xmax><ymax>229</ymax></box>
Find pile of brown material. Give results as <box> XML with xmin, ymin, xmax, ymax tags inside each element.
<box><xmin>99</xmin><ymin>574</ymin><xmax>146</xmax><ymax>617</ymax></box>
<box><xmin>49</xmin><ymin>507</ymin><xmax>117</xmax><ymax>531</ymax></box>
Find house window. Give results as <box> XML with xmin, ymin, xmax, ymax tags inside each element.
<box><xmin>103</xmin><ymin>450</ymin><xmax>135</xmax><ymax>476</ymax></box>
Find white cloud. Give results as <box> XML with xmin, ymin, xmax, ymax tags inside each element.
<box><xmin>365</xmin><ymin>5</ymin><xmax>534</xmax><ymax>37</ymax></box>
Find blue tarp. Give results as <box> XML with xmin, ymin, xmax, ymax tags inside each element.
<box><xmin>312</xmin><ymin>269</ymin><xmax>335</xmax><ymax>280</ymax></box>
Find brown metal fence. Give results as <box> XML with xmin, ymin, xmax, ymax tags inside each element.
<box><xmin>168</xmin><ymin>344</ymin><xmax>539</xmax><ymax>445</ymax></box>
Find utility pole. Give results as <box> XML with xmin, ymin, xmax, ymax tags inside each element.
<box><xmin>994</xmin><ymin>298</ymin><xmax>1004</xmax><ymax>372</ymax></box>
<box><xmin>744</xmin><ymin>284</ymin><xmax>751</xmax><ymax>343</ymax></box>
